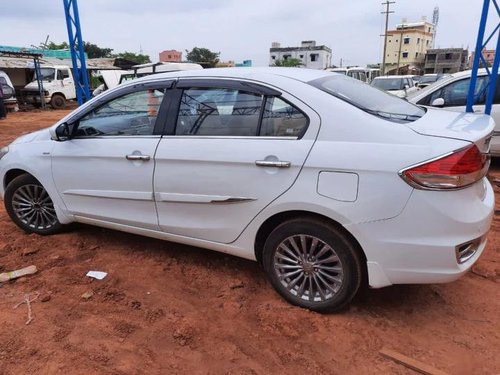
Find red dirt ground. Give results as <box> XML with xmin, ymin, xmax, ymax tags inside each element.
<box><xmin>0</xmin><ymin>111</ymin><xmax>499</xmax><ymax>375</ymax></box>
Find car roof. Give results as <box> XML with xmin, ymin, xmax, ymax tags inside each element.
<box><xmin>131</xmin><ymin>67</ymin><xmax>334</xmax><ymax>85</ymax></box>
<box><xmin>448</xmin><ymin>69</ymin><xmax>491</xmax><ymax>79</ymax></box>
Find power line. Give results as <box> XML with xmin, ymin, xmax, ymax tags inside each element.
<box><xmin>381</xmin><ymin>1</ymin><xmax>395</xmax><ymax>75</ymax></box>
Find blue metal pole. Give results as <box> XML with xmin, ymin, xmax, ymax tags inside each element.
<box><xmin>63</xmin><ymin>0</ymin><xmax>81</xmax><ymax>105</ymax></box>
<box><xmin>33</xmin><ymin>58</ymin><xmax>46</xmax><ymax>109</ymax></box>
<box><xmin>485</xmin><ymin>22</ymin><xmax>500</xmax><ymax>114</ymax></box>
<box><xmin>63</xmin><ymin>0</ymin><xmax>90</xmax><ymax>105</ymax></box>
<box><xmin>71</xmin><ymin>0</ymin><xmax>91</xmax><ymax>102</ymax></box>
<box><xmin>467</xmin><ymin>0</ymin><xmax>490</xmax><ymax>112</ymax></box>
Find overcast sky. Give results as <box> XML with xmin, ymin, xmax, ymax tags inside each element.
<box><xmin>0</xmin><ymin>1</ymin><xmax>495</xmax><ymax>67</ymax></box>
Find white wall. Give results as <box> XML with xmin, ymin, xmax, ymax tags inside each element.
<box><xmin>270</xmin><ymin>49</ymin><xmax>331</xmax><ymax>69</ymax></box>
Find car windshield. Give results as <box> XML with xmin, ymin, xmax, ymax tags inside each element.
<box><xmin>309</xmin><ymin>74</ymin><xmax>425</xmax><ymax>122</ymax></box>
<box><xmin>32</xmin><ymin>68</ymin><xmax>55</xmax><ymax>82</ymax></box>
<box><xmin>371</xmin><ymin>78</ymin><xmax>404</xmax><ymax>91</ymax></box>
<box><xmin>419</xmin><ymin>76</ymin><xmax>438</xmax><ymax>84</ymax></box>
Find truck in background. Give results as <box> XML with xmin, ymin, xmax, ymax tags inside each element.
<box><xmin>21</xmin><ymin>65</ymin><xmax>76</xmax><ymax>109</ymax></box>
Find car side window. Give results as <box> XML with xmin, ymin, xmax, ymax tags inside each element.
<box><xmin>260</xmin><ymin>97</ymin><xmax>308</xmax><ymax>137</ymax></box>
<box><xmin>439</xmin><ymin>77</ymin><xmax>488</xmax><ymax>107</ymax></box>
<box><xmin>61</xmin><ymin>70</ymin><xmax>70</xmax><ymax>79</ymax></box>
<box><xmin>176</xmin><ymin>88</ymin><xmax>263</xmax><ymax>136</ymax></box>
<box><xmin>75</xmin><ymin>89</ymin><xmax>164</xmax><ymax>137</ymax></box>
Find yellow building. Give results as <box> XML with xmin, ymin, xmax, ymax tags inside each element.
<box><xmin>384</xmin><ymin>18</ymin><xmax>435</xmax><ymax>74</ymax></box>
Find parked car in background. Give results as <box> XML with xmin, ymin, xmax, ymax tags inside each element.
<box><xmin>416</xmin><ymin>74</ymin><xmax>440</xmax><ymax>89</ymax></box>
<box><xmin>408</xmin><ymin>69</ymin><xmax>500</xmax><ymax>157</ymax></box>
<box><xmin>368</xmin><ymin>68</ymin><xmax>381</xmax><ymax>82</ymax></box>
<box><xmin>0</xmin><ymin>68</ymin><xmax>494</xmax><ymax>312</ymax></box>
<box><xmin>416</xmin><ymin>73</ymin><xmax>451</xmax><ymax>89</ymax></box>
<box><xmin>21</xmin><ymin>65</ymin><xmax>76</xmax><ymax>109</ymax></box>
<box><xmin>370</xmin><ymin>75</ymin><xmax>418</xmax><ymax>98</ymax></box>
<box><xmin>0</xmin><ymin>70</ymin><xmax>18</xmax><ymax>111</ymax></box>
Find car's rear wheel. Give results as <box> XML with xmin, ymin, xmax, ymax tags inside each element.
<box><xmin>263</xmin><ymin>218</ymin><xmax>363</xmax><ymax>313</ymax></box>
<box><xmin>4</xmin><ymin>174</ymin><xmax>62</xmax><ymax>235</ymax></box>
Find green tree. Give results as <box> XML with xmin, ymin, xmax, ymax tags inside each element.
<box><xmin>114</xmin><ymin>51</ymin><xmax>151</xmax><ymax>64</ymax></box>
<box><xmin>185</xmin><ymin>47</ymin><xmax>220</xmax><ymax>68</ymax></box>
<box><xmin>272</xmin><ymin>58</ymin><xmax>303</xmax><ymax>67</ymax></box>
<box><xmin>46</xmin><ymin>41</ymin><xmax>114</xmax><ymax>59</ymax></box>
<box><xmin>84</xmin><ymin>42</ymin><xmax>113</xmax><ymax>58</ymax></box>
<box><xmin>46</xmin><ymin>41</ymin><xmax>69</xmax><ymax>50</ymax></box>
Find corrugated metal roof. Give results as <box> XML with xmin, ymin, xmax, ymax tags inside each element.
<box><xmin>0</xmin><ymin>56</ymin><xmax>119</xmax><ymax>70</ymax></box>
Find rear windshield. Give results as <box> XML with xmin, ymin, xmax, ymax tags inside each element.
<box><xmin>371</xmin><ymin>78</ymin><xmax>404</xmax><ymax>91</ymax></box>
<box><xmin>419</xmin><ymin>75</ymin><xmax>438</xmax><ymax>84</ymax></box>
<box><xmin>309</xmin><ymin>75</ymin><xmax>425</xmax><ymax>122</ymax></box>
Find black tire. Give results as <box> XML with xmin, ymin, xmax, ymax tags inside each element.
<box><xmin>263</xmin><ymin>218</ymin><xmax>363</xmax><ymax>313</ymax></box>
<box><xmin>50</xmin><ymin>94</ymin><xmax>66</xmax><ymax>110</ymax></box>
<box><xmin>4</xmin><ymin>174</ymin><xmax>62</xmax><ymax>235</ymax></box>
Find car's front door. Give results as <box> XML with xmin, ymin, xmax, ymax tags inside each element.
<box><xmin>51</xmin><ymin>83</ymin><xmax>171</xmax><ymax>230</ymax></box>
<box><xmin>153</xmin><ymin>79</ymin><xmax>320</xmax><ymax>243</ymax></box>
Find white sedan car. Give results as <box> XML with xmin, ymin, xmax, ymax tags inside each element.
<box><xmin>370</xmin><ymin>75</ymin><xmax>418</xmax><ymax>98</ymax></box>
<box><xmin>408</xmin><ymin>69</ymin><xmax>500</xmax><ymax>157</ymax></box>
<box><xmin>0</xmin><ymin>68</ymin><xmax>494</xmax><ymax>312</ymax></box>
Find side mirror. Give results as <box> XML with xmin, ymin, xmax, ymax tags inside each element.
<box><xmin>431</xmin><ymin>98</ymin><xmax>445</xmax><ymax>107</ymax></box>
<box><xmin>404</xmin><ymin>84</ymin><xmax>410</xmax><ymax>90</ymax></box>
<box><xmin>55</xmin><ymin>122</ymin><xmax>71</xmax><ymax>141</ymax></box>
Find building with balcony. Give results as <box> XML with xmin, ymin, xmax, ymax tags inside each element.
<box><xmin>424</xmin><ymin>48</ymin><xmax>468</xmax><ymax>74</ymax></box>
<box><xmin>384</xmin><ymin>18</ymin><xmax>435</xmax><ymax>74</ymax></box>
<box><xmin>269</xmin><ymin>41</ymin><xmax>332</xmax><ymax>70</ymax></box>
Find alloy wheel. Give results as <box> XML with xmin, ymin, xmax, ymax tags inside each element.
<box><xmin>273</xmin><ymin>234</ymin><xmax>344</xmax><ymax>302</ymax></box>
<box><xmin>11</xmin><ymin>184</ymin><xmax>58</xmax><ymax>230</ymax></box>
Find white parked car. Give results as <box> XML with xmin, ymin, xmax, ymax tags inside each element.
<box><xmin>371</xmin><ymin>75</ymin><xmax>418</xmax><ymax>98</ymax></box>
<box><xmin>408</xmin><ymin>69</ymin><xmax>500</xmax><ymax>157</ymax></box>
<box><xmin>0</xmin><ymin>68</ymin><xmax>494</xmax><ymax>312</ymax></box>
<box><xmin>0</xmin><ymin>70</ymin><xmax>18</xmax><ymax>111</ymax></box>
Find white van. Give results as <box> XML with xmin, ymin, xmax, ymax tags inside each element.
<box><xmin>326</xmin><ymin>67</ymin><xmax>369</xmax><ymax>83</ymax></box>
<box><xmin>22</xmin><ymin>65</ymin><xmax>76</xmax><ymax>109</ymax></box>
<box><xmin>0</xmin><ymin>70</ymin><xmax>18</xmax><ymax>111</ymax></box>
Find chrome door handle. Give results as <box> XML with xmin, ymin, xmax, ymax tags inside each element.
<box><xmin>126</xmin><ymin>154</ymin><xmax>151</xmax><ymax>161</ymax></box>
<box><xmin>255</xmin><ymin>160</ymin><xmax>291</xmax><ymax>168</ymax></box>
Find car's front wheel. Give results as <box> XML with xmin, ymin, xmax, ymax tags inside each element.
<box><xmin>4</xmin><ymin>174</ymin><xmax>62</xmax><ymax>235</ymax></box>
<box><xmin>263</xmin><ymin>218</ymin><xmax>363</xmax><ymax>313</ymax></box>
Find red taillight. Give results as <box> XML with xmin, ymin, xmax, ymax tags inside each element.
<box><xmin>401</xmin><ymin>145</ymin><xmax>490</xmax><ymax>189</ymax></box>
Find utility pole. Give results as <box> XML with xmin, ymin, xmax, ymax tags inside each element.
<box><xmin>396</xmin><ymin>22</ymin><xmax>404</xmax><ymax>74</ymax></box>
<box><xmin>381</xmin><ymin>1</ymin><xmax>395</xmax><ymax>75</ymax></box>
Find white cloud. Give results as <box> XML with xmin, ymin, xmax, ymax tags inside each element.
<box><xmin>0</xmin><ymin>1</ymin><xmax>492</xmax><ymax>67</ymax></box>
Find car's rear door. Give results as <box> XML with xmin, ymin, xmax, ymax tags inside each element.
<box><xmin>153</xmin><ymin>79</ymin><xmax>320</xmax><ymax>243</ymax></box>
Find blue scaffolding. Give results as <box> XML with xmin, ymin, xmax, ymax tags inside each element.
<box><xmin>467</xmin><ymin>0</ymin><xmax>500</xmax><ymax>115</ymax></box>
<box><xmin>63</xmin><ymin>0</ymin><xmax>91</xmax><ymax>105</ymax></box>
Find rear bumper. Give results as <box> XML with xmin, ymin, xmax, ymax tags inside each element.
<box><xmin>349</xmin><ymin>178</ymin><xmax>495</xmax><ymax>288</ymax></box>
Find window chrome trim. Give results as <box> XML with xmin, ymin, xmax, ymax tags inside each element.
<box><xmin>160</xmin><ymin>135</ymin><xmax>299</xmax><ymax>140</ymax></box>
<box><xmin>72</xmin><ymin>135</ymin><xmax>162</xmax><ymax>140</ymax></box>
